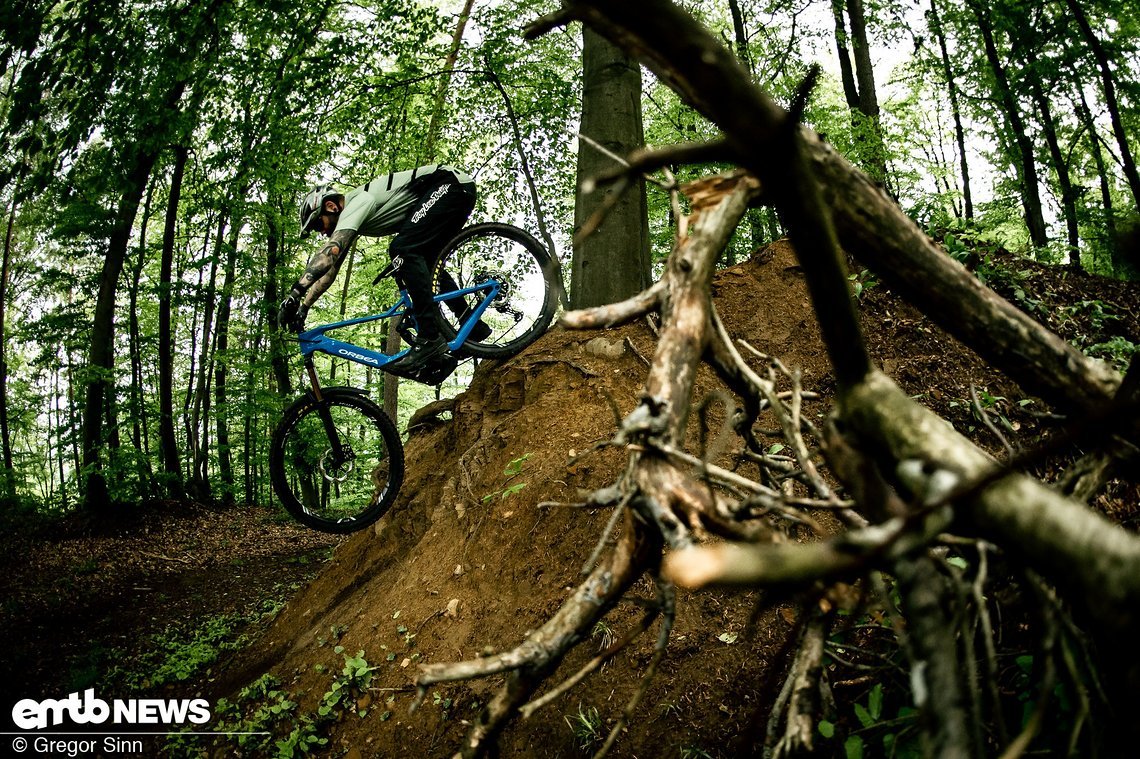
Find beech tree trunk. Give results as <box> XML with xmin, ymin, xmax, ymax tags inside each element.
<box><xmin>970</xmin><ymin>2</ymin><xmax>1048</xmax><ymax>247</ymax></box>
<box><xmin>929</xmin><ymin>0</ymin><xmax>973</xmax><ymax>219</ymax></box>
<box><xmin>265</xmin><ymin>214</ymin><xmax>294</xmax><ymax>401</ymax></box>
<box><xmin>1026</xmin><ymin>60</ymin><xmax>1080</xmax><ymax>265</ymax></box>
<box><xmin>0</xmin><ymin>188</ymin><xmax>17</xmax><ymax>499</ymax></box>
<box><xmin>213</xmin><ymin>222</ymin><xmax>242</xmax><ymax>504</ymax></box>
<box><xmin>128</xmin><ymin>178</ymin><xmax>156</xmax><ymax>494</ymax></box>
<box><xmin>81</xmin><ymin>155</ymin><xmax>159</xmax><ymax>512</ymax></box>
<box><xmin>571</xmin><ymin>27</ymin><xmax>650</xmax><ymax>309</ymax></box>
<box><xmin>189</xmin><ymin>218</ymin><xmax>224</xmax><ymax>501</ymax></box>
<box><xmin>158</xmin><ymin>145</ymin><xmax>189</xmax><ymax>495</ymax></box>
<box><xmin>831</xmin><ymin>0</ymin><xmax>889</xmax><ymax>188</ymax></box>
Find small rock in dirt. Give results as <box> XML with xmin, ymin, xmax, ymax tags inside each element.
<box><xmin>446</xmin><ymin>598</ymin><xmax>460</xmax><ymax>618</ymax></box>
<box><xmin>454</xmin><ymin>564</ymin><xmax>464</xmax><ymax>576</ymax></box>
<box><xmin>400</xmin><ymin>658</ymin><xmax>411</xmax><ymax>668</ymax></box>
<box><xmin>584</xmin><ymin>337</ymin><xmax>625</xmax><ymax>359</ymax></box>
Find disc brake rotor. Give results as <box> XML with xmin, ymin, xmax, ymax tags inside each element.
<box><xmin>319</xmin><ymin>447</ymin><xmax>355</xmax><ymax>483</ymax></box>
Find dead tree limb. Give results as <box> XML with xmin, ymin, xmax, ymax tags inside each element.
<box><xmin>416</xmin><ymin>166</ymin><xmax>760</xmax><ymax>758</ymax></box>
<box><xmin>525</xmin><ymin>0</ymin><xmax>1121</xmax><ymax>413</ymax></box>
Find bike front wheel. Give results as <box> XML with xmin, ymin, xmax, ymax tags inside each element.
<box><xmin>433</xmin><ymin>223</ymin><xmax>560</xmax><ymax>359</ymax></box>
<box><xmin>269</xmin><ymin>388</ymin><xmax>404</xmax><ymax>533</ymax></box>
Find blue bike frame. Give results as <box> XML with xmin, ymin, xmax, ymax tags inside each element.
<box><xmin>297</xmin><ymin>279</ymin><xmax>500</xmax><ymax>371</ymax></box>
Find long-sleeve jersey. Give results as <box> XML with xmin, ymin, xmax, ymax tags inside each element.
<box><xmin>293</xmin><ymin>164</ymin><xmax>474</xmax><ymax>309</ymax></box>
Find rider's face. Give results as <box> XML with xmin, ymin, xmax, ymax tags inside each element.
<box><xmin>315</xmin><ymin>199</ymin><xmax>340</xmax><ymax>238</ymax></box>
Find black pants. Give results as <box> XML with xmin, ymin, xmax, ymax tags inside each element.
<box><xmin>389</xmin><ymin>172</ymin><xmax>476</xmax><ymax>340</ymax></box>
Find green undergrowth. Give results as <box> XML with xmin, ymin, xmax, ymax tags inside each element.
<box><xmin>78</xmin><ymin>594</ymin><xmax>291</xmax><ymax>695</ymax></box>
<box><xmin>165</xmin><ymin>648</ymin><xmax>379</xmax><ymax>759</ymax></box>
<box><xmin>105</xmin><ymin>612</ymin><xmax>256</xmax><ymax>692</ymax></box>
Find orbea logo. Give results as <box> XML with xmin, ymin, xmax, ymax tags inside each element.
<box><xmin>11</xmin><ymin>689</ymin><xmax>211</xmax><ymax>730</ymax></box>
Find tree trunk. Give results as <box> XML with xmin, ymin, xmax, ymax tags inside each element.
<box><xmin>81</xmin><ymin>154</ymin><xmax>159</xmax><ymax>512</ymax></box>
<box><xmin>970</xmin><ymin>2</ymin><xmax>1048</xmax><ymax>248</ymax></box>
<box><xmin>929</xmin><ymin>0</ymin><xmax>973</xmax><ymax>219</ymax></box>
<box><xmin>241</xmin><ymin>313</ymin><xmax>264</xmax><ymax>506</ymax></box>
<box><xmin>727</xmin><ymin>0</ymin><xmax>754</xmax><ymax>78</ymax></box>
<box><xmin>1025</xmin><ymin>53</ymin><xmax>1080</xmax><ymax>266</ymax></box>
<box><xmin>831</xmin><ymin>0</ymin><xmax>860</xmax><ymax>109</ymax></box>
<box><xmin>265</xmin><ymin>214</ymin><xmax>294</xmax><ymax>401</ymax></box>
<box><xmin>189</xmin><ymin>217</ymin><xmax>224</xmax><ymax>501</ymax></box>
<box><xmin>158</xmin><ymin>145</ymin><xmax>188</xmax><ymax>496</ymax></box>
<box><xmin>1073</xmin><ymin>78</ymin><xmax>1118</xmax><ymax>264</ymax></box>
<box><xmin>831</xmin><ymin>0</ymin><xmax>890</xmax><ymax>187</ymax></box>
<box><xmin>1064</xmin><ymin>0</ymin><xmax>1140</xmax><ymax>209</ymax></box>
<box><xmin>128</xmin><ymin>175</ymin><xmax>157</xmax><ymax>495</ymax></box>
<box><xmin>571</xmin><ymin>27</ymin><xmax>650</xmax><ymax>309</ymax></box>
<box><xmin>421</xmin><ymin>0</ymin><xmax>475</xmax><ymax>163</ymax></box>
<box><xmin>213</xmin><ymin>221</ymin><xmax>241</xmax><ymax>505</ymax></box>
<box><xmin>0</xmin><ymin>186</ymin><xmax>17</xmax><ymax>500</ymax></box>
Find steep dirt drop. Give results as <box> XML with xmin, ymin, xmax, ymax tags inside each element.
<box><xmin>216</xmin><ymin>238</ymin><xmax>1137</xmax><ymax>757</ymax></box>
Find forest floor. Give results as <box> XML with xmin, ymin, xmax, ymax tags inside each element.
<box><xmin>0</xmin><ymin>501</ymin><xmax>344</xmax><ymax>716</ymax></box>
<box><xmin>1</xmin><ymin>238</ymin><xmax>1137</xmax><ymax>757</ymax></box>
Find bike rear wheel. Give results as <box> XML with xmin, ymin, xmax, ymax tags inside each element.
<box><xmin>269</xmin><ymin>388</ymin><xmax>404</xmax><ymax>533</ymax></box>
<box><xmin>433</xmin><ymin>223</ymin><xmax>559</xmax><ymax>359</ymax></box>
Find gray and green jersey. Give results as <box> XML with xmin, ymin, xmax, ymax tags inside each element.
<box><xmin>334</xmin><ymin>164</ymin><xmax>475</xmax><ymax>237</ymax></box>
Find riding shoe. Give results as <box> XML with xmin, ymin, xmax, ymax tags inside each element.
<box><xmin>457</xmin><ymin>305</ymin><xmax>492</xmax><ymax>341</ymax></box>
<box><xmin>467</xmin><ymin>319</ymin><xmax>492</xmax><ymax>341</ymax></box>
<box><xmin>389</xmin><ymin>335</ymin><xmax>449</xmax><ymax>372</ymax></box>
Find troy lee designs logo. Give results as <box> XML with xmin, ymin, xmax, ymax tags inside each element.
<box><xmin>410</xmin><ymin>183</ymin><xmax>450</xmax><ymax>223</ymax></box>
<box><xmin>11</xmin><ymin>689</ymin><xmax>211</xmax><ymax>729</ymax></box>
<box><xmin>338</xmin><ymin>348</ymin><xmax>379</xmax><ymax>365</ymax></box>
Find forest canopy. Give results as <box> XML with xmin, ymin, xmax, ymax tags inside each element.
<box><xmin>0</xmin><ymin>0</ymin><xmax>1137</xmax><ymax>562</ymax></box>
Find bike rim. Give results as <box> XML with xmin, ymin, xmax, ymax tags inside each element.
<box><xmin>435</xmin><ymin>231</ymin><xmax>550</xmax><ymax>351</ymax></box>
<box><xmin>278</xmin><ymin>399</ymin><xmax>394</xmax><ymax>526</ymax></box>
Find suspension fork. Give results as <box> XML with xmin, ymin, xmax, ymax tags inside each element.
<box><xmin>305</xmin><ymin>356</ymin><xmax>347</xmax><ymax>467</ymax></box>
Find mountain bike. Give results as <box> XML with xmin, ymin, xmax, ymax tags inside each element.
<box><xmin>269</xmin><ymin>223</ymin><xmax>560</xmax><ymax>533</ymax></box>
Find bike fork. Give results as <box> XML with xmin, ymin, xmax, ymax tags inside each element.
<box><xmin>305</xmin><ymin>357</ymin><xmax>346</xmax><ymax>467</ymax></box>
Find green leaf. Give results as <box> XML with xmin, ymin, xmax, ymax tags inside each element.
<box><xmin>854</xmin><ymin>702</ymin><xmax>874</xmax><ymax>728</ymax></box>
<box><xmin>818</xmin><ymin>720</ymin><xmax>835</xmax><ymax>738</ymax></box>
<box><xmin>868</xmin><ymin>683</ymin><xmax>883</xmax><ymax>721</ymax></box>
<box><xmin>766</xmin><ymin>443</ymin><xmax>785</xmax><ymax>455</ymax></box>
<box><xmin>947</xmin><ymin>556</ymin><xmax>968</xmax><ymax>570</ymax></box>
<box><xmin>717</xmin><ymin>632</ymin><xmax>738</xmax><ymax>644</ymax></box>
<box><xmin>844</xmin><ymin>735</ymin><xmax>865</xmax><ymax>759</ymax></box>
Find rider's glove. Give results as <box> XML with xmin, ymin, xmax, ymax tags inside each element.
<box><xmin>277</xmin><ymin>288</ymin><xmax>307</xmax><ymax>333</ymax></box>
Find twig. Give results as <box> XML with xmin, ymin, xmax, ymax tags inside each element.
<box><xmin>772</xmin><ymin>606</ymin><xmax>831</xmax><ymax>758</ymax></box>
<box><xmin>582</xmin><ymin>494</ymin><xmax>632</xmax><ymax>576</ymax></box>
<box><xmin>561</xmin><ymin>279</ymin><xmax>666</xmax><ymax>330</ymax></box>
<box><xmin>138</xmin><ymin>550</ymin><xmax>194</xmax><ymax>565</ymax></box>
<box><xmin>519</xmin><ymin>594</ymin><xmax>662</xmax><ymax>720</ymax></box>
<box><xmin>593</xmin><ymin>578</ymin><xmax>676</xmax><ymax>759</ymax></box>
<box><xmin>970</xmin><ymin>384</ymin><xmax>1015</xmax><ymax>459</ymax></box>
<box><xmin>591</xmin><ymin>140</ymin><xmax>736</xmax><ymax>189</ymax></box>
<box><xmin>623</xmin><ymin>336</ymin><xmax>651</xmax><ymax>367</ymax></box>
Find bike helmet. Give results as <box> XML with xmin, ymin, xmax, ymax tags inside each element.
<box><xmin>298</xmin><ymin>183</ymin><xmax>338</xmax><ymax>238</ymax></box>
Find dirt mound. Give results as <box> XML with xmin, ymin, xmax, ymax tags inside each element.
<box><xmin>219</xmin><ymin>239</ymin><xmax>1136</xmax><ymax>757</ymax></box>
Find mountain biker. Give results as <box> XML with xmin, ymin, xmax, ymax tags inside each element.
<box><xmin>278</xmin><ymin>164</ymin><xmax>489</xmax><ymax>373</ymax></box>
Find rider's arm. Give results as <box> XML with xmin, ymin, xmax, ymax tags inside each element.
<box><xmin>293</xmin><ymin>228</ymin><xmax>356</xmax><ymax>308</ymax></box>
